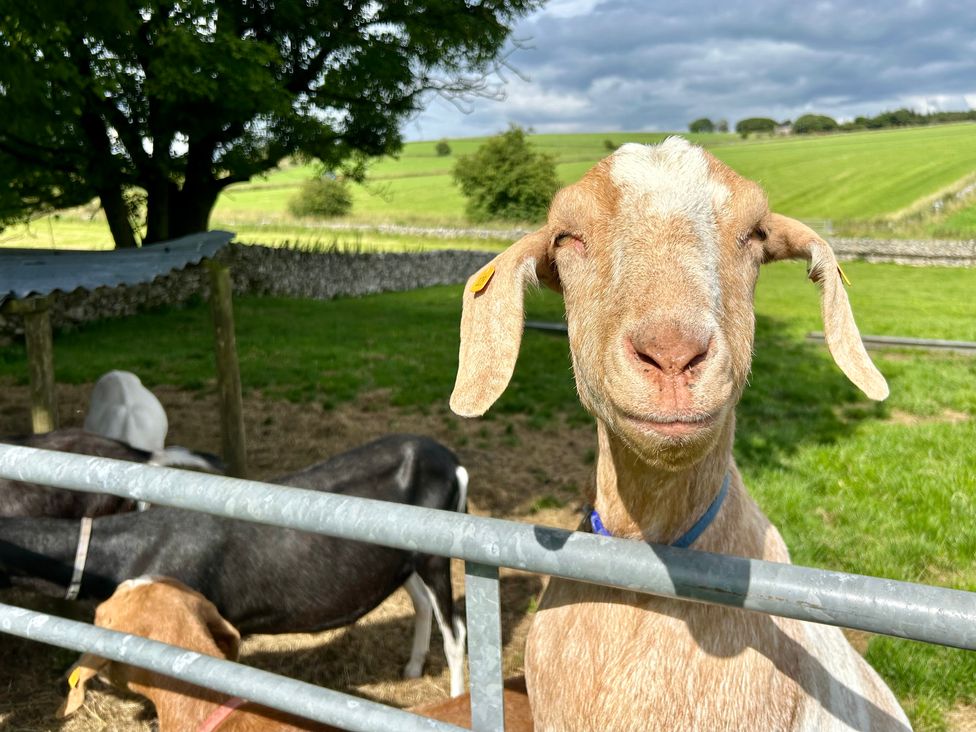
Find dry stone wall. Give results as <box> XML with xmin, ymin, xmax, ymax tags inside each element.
<box><xmin>1</xmin><ymin>238</ymin><xmax>971</xmax><ymax>340</ymax></box>
<box><xmin>0</xmin><ymin>244</ymin><xmax>493</xmax><ymax>340</ymax></box>
<box><xmin>829</xmin><ymin>237</ymin><xmax>976</xmax><ymax>267</ymax></box>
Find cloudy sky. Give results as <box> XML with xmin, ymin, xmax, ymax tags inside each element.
<box><xmin>405</xmin><ymin>0</ymin><xmax>976</xmax><ymax>140</ymax></box>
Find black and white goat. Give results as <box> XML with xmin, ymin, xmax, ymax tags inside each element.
<box><xmin>0</xmin><ymin>434</ymin><xmax>468</xmax><ymax>694</ymax></box>
<box><xmin>0</xmin><ymin>428</ymin><xmax>223</xmax><ymax>518</ymax></box>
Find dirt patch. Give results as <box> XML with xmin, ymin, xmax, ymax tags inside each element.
<box><xmin>947</xmin><ymin>704</ymin><xmax>976</xmax><ymax>732</ymax></box>
<box><xmin>887</xmin><ymin>408</ymin><xmax>971</xmax><ymax>426</ymax></box>
<box><xmin>841</xmin><ymin>628</ymin><xmax>873</xmax><ymax>656</ymax></box>
<box><xmin>0</xmin><ymin>380</ymin><xmax>593</xmax><ymax>730</ymax></box>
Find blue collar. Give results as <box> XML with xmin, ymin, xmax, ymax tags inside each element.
<box><xmin>589</xmin><ymin>472</ymin><xmax>731</xmax><ymax>548</ymax></box>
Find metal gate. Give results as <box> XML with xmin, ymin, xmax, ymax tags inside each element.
<box><xmin>1</xmin><ymin>444</ymin><xmax>974</xmax><ymax>731</ymax></box>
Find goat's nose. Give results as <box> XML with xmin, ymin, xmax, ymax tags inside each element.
<box><xmin>629</xmin><ymin>326</ymin><xmax>711</xmax><ymax>381</ymax></box>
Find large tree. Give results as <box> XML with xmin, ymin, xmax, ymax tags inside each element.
<box><xmin>0</xmin><ymin>0</ymin><xmax>537</xmax><ymax>247</ymax></box>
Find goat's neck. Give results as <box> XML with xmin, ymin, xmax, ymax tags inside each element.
<box><xmin>142</xmin><ymin>685</ymin><xmax>228</xmax><ymax>731</ymax></box>
<box><xmin>148</xmin><ymin>686</ymin><xmax>323</xmax><ymax>732</ymax></box>
<box><xmin>592</xmin><ymin>419</ymin><xmax>735</xmax><ymax>547</ymax></box>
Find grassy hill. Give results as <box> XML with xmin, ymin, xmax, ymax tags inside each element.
<box><xmin>3</xmin><ymin>125</ymin><xmax>976</xmax><ymax>249</ymax></box>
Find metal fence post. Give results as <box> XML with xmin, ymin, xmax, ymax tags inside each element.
<box><xmin>465</xmin><ymin>562</ymin><xmax>505</xmax><ymax>732</ymax></box>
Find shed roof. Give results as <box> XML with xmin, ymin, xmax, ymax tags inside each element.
<box><xmin>0</xmin><ymin>230</ymin><xmax>234</xmax><ymax>306</ymax></box>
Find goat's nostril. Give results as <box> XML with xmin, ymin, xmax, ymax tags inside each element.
<box><xmin>635</xmin><ymin>350</ymin><xmax>663</xmax><ymax>371</ymax></box>
<box><xmin>685</xmin><ymin>349</ymin><xmax>708</xmax><ymax>372</ymax></box>
<box><xmin>629</xmin><ymin>329</ymin><xmax>711</xmax><ymax>378</ymax></box>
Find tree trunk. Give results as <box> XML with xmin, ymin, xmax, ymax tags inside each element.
<box><xmin>100</xmin><ymin>187</ymin><xmax>138</xmax><ymax>249</ymax></box>
<box><xmin>168</xmin><ymin>184</ymin><xmax>219</xmax><ymax>239</ymax></box>
<box><xmin>144</xmin><ymin>179</ymin><xmax>175</xmax><ymax>245</ymax></box>
<box><xmin>143</xmin><ymin>180</ymin><xmax>218</xmax><ymax>244</ymax></box>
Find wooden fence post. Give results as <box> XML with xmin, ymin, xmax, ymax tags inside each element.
<box><xmin>2</xmin><ymin>297</ymin><xmax>58</xmax><ymax>434</ymax></box>
<box><xmin>206</xmin><ymin>261</ymin><xmax>247</xmax><ymax>478</ymax></box>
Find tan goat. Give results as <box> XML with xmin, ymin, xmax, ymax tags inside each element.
<box><xmin>62</xmin><ymin>576</ymin><xmax>533</xmax><ymax>731</ymax></box>
<box><xmin>61</xmin><ymin>577</ymin><xmax>328</xmax><ymax>731</ymax></box>
<box><xmin>451</xmin><ymin>137</ymin><xmax>911</xmax><ymax>731</ymax></box>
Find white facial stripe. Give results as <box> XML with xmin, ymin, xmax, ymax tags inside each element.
<box><xmin>609</xmin><ymin>138</ymin><xmax>729</xmax><ymax>309</ymax></box>
<box><xmin>610</xmin><ymin>138</ymin><xmax>730</xmax><ymax>216</ymax></box>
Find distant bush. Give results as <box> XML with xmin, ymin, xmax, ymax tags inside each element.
<box><xmin>288</xmin><ymin>177</ymin><xmax>353</xmax><ymax>218</ymax></box>
<box><xmin>603</xmin><ymin>138</ymin><xmax>618</xmax><ymax>151</ymax></box>
<box><xmin>716</xmin><ymin>119</ymin><xmax>729</xmax><ymax>133</ymax></box>
<box><xmin>688</xmin><ymin>117</ymin><xmax>715</xmax><ymax>133</ymax></box>
<box><xmin>735</xmin><ymin>117</ymin><xmax>777</xmax><ymax>137</ymax></box>
<box><xmin>794</xmin><ymin>114</ymin><xmax>839</xmax><ymax>134</ymax></box>
<box><xmin>453</xmin><ymin>125</ymin><xmax>560</xmax><ymax>223</ymax></box>
<box><xmin>435</xmin><ymin>139</ymin><xmax>452</xmax><ymax>156</ymax></box>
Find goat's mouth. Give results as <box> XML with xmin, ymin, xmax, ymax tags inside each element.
<box><xmin>621</xmin><ymin>412</ymin><xmax>716</xmax><ymax>438</ymax></box>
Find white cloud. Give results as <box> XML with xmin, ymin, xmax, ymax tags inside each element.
<box><xmin>543</xmin><ymin>0</ymin><xmax>607</xmax><ymax>19</ymax></box>
<box><xmin>406</xmin><ymin>0</ymin><xmax>976</xmax><ymax>140</ymax></box>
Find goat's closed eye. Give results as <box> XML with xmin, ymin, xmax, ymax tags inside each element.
<box><xmin>554</xmin><ymin>232</ymin><xmax>586</xmax><ymax>253</ymax></box>
<box><xmin>737</xmin><ymin>225</ymin><xmax>767</xmax><ymax>249</ymax></box>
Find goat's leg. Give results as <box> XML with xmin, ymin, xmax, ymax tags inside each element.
<box><xmin>417</xmin><ymin>555</ymin><xmax>467</xmax><ymax>697</ymax></box>
<box><xmin>404</xmin><ymin>572</ymin><xmax>433</xmax><ymax>680</ymax></box>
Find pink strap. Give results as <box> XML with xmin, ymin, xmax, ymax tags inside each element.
<box><xmin>198</xmin><ymin>696</ymin><xmax>248</xmax><ymax>732</ymax></box>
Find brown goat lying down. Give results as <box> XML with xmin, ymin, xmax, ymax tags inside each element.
<box><xmin>63</xmin><ymin>577</ymin><xmax>533</xmax><ymax>731</ymax></box>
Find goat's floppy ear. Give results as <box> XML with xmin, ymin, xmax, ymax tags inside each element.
<box><xmin>763</xmin><ymin>213</ymin><xmax>888</xmax><ymax>400</ymax></box>
<box><xmin>197</xmin><ymin>596</ymin><xmax>241</xmax><ymax>660</ymax></box>
<box><xmin>451</xmin><ymin>229</ymin><xmax>557</xmax><ymax>417</ymax></box>
<box><xmin>58</xmin><ymin>654</ymin><xmax>109</xmax><ymax>717</ymax></box>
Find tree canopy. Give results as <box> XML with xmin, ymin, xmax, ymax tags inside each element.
<box><xmin>735</xmin><ymin>117</ymin><xmax>778</xmax><ymax>137</ymax></box>
<box><xmin>688</xmin><ymin>117</ymin><xmax>715</xmax><ymax>134</ymax></box>
<box><xmin>793</xmin><ymin>114</ymin><xmax>839</xmax><ymax>134</ymax></box>
<box><xmin>453</xmin><ymin>125</ymin><xmax>559</xmax><ymax>223</ymax></box>
<box><xmin>0</xmin><ymin>0</ymin><xmax>537</xmax><ymax>247</ymax></box>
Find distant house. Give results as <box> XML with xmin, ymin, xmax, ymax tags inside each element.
<box><xmin>775</xmin><ymin>123</ymin><xmax>794</xmax><ymax>136</ymax></box>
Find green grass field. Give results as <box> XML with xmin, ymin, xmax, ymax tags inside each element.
<box><xmin>4</xmin><ymin>124</ymin><xmax>975</xmax><ymax>249</ymax></box>
<box><xmin>0</xmin><ymin>261</ymin><xmax>973</xmax><ymax>729</ymax></box>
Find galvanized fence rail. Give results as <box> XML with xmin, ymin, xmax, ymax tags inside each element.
<box><xmin>0</xmin><ymin>603</ymin><xmax>464</xmax><ymax>732</ymax></box>
<box><xmin>1</xmin><ymin>444</ymin><xmax>975</xmax><ymax>731</ymax></box>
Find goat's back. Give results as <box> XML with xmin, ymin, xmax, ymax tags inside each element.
<box><xmin>0</xmin><ymin>434</ymin><xmax>466</xmax><ymax>635</ymax></box>
<box><xmin>0</xmin><ymin>429</ymin><xmax>146</xmax><ymax>518</ymax></box>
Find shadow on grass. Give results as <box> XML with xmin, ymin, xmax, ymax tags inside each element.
<box><xmin>734</xmin><ymin>313</ymin><xmax>886</xmax><ymax>473</ymax></box>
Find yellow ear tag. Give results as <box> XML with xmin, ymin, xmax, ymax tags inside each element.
<box><xmin>837</xmin><ymin>264</ymin><xmax>852</xmax><ymax>287</ymax></box>
<box><xmin>68</xmin><ymin>668</ymin><xmax>81</xmax><ymax>689</ymax></box>
<box><xmin>470</xmin><ymin>265</ymin><xmax>496</xmax><ymax>294</ymax></box>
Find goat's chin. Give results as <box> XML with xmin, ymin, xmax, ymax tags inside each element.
<box><xmin>588</xmin><ymin>398</ymin><xmax>733</xmax><ymax>472</ymax></box>
<box><xmin>617</xmin><ymin>421</ymin><xmax>721</xmax><ymax>471</ymax></box>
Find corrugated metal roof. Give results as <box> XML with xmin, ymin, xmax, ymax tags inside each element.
<box><xmin>0</xmin><ymin>230</ymin><xmax>234</xmax><ymax>306</ymax></box>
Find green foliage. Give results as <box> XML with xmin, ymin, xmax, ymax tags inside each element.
<box><xmin>847</xmin><ymin>107</ymin><xmax>976</xmax><ymax>131</ymax></box>
<box><xmin>603</xmin><ymin>138</ymin><xmax>618</xmax><ymax>151</ymax></box>
<box><xmin>287</xmin><ymin>178</ymin><xmax>353</xmax><ymax>219</ymax></box>
<box><xmin>689</xmin><ymin>117</ymin><xmax>715</xmax><ymax>133</ymax></box>
<box><xmin>0</xmin><ymin>0</ymin><xmax>539</xmax><ymax>247</ymax></box>
<box><xmin>735</xmin><ymin>117</ymin><xmax>778</xmax><ymax>137</ymax></box>
<box><xmin>453</xmin><ymin>126</ymin><xmax>561</xmax><ymax>222</ymax></box>
<box><xmin>435</xmin><ymin>140</ymin><xmax>452</xmax><ymax>157</ymax></box>
<box><xmin>716</xmin><ymin>119</ymin><xmax>729</xmax><ymax>133</ymax></box>
<box><xmin>793</xmin><ymin>114</ymin><xmax>839</xmax><ymax>134</ymax></box>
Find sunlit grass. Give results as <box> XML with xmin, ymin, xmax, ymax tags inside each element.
<box><xmin>0</xmin><ymin>261</ymin><xmax>973</xmax><ymax>729</ymax></box>
<box><xmin>5</xmin><ymin>125</ymin><xmax>975</xmax><ymax>250</ymax></box>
